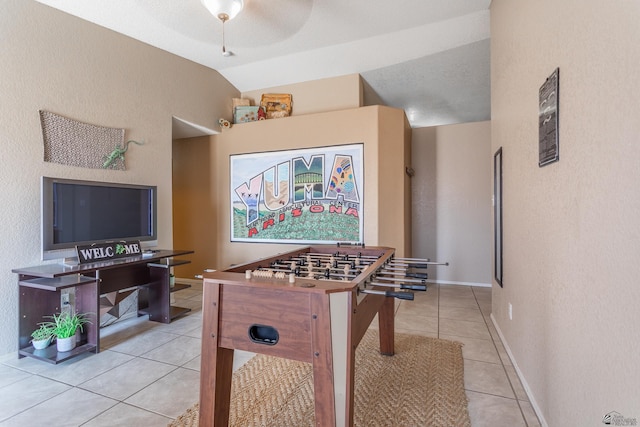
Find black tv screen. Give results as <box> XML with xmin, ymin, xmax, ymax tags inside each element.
<box><xmin>42</xmin><ymin>177</ymin><xmax>157</xmax><ymax>260</ymax></box>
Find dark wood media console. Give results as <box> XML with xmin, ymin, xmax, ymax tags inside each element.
<box><xmin>13</xmin><ymin>249</ymin><xmax>193</xmax><ymax>364</ymax></box>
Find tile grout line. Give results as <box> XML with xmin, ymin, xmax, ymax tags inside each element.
<box><xmin>471</xmin><ymin>286</ymin><xmax>531</xmax><ymax>427</ymax></box>
<box><xmin>0</xmin><ymin>314</ymin><xmax>199</xmax><ymax>425</ymax></box>
<box><xmin>81</xmin><ymin>323</ymin><xmax>201</xmax><ymax>424</ymax></box>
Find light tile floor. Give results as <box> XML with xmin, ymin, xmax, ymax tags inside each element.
<box><xmin>0</xmin><ymin>283</ymin><xmax>541</xmax><ymax>426</ymax></box>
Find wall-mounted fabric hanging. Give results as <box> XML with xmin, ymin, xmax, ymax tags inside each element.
<box><xmin>40</xmin><ymin>110</ymin><xmax>127</xmax><ymax>170</ymax></box>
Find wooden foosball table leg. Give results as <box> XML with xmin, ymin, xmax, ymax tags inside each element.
<box><xmin>310</xmin><ymin>292</ymin><xmax>339</xmax><ymax>426</ymax></box>
<box><xmin>378</xmin><ymin>295</ymin><xmax>395</xmax><ymax>356</ymax></box>
<box><xmin>199</xmin><ymin>282</ymin><xmax>235</xmax><ymax>426</ymax></box>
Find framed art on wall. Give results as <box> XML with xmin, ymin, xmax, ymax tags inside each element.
<box><xmin>494</xmin><ymin>147</ymin><xmax>503</xmax><ymax>287</ymax></box>
<box><xmin>539</xmin><ymin>67</ymin><xmax>560</xmax><ymax>167</ymax></box>
<box><xmin>230</xmin><ymin>144</ymin><xmax>364</xmax><ymax>244</ymax></box>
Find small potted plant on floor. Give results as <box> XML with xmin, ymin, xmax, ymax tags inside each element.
<box><xmin>48</xmin><ymin>311</ymin><xmax>92</xmax><ymax>352</ymax></box>
<box><xmin>30</xmin><ymin>323</ymin><xmax>55</xmax><ymax>350</ymax></box>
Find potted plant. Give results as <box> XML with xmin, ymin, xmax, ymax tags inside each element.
<box><xmin>48</xmin><ymin>311</ymin><xmax>92</xmax><ymax>352</ymax></box>
<box><xmin>30</xmin><ymin>323</ymin><xmax>55</xmax><ymax>350</ymax></box>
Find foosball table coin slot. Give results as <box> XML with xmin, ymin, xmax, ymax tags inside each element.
<box><xmin>248</xmin><ymin>324</ymin><xmax>279</xmax><ymax>345</ymax></box>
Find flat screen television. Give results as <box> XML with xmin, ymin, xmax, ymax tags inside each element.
<box><xmin>41</xmin><ymin>176</ymin><xmax>158</xmax><ymax>262</ymax></box>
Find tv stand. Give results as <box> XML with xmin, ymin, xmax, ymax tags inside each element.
<box><xmin>61</xmin><ymin>257</ymin><xmax>80</xmax><ymax>267</ymax></box>
<box><xmin>13</xmin><ymin>249</ymin><xmax>193</xmax><ymax>364</ymax></box>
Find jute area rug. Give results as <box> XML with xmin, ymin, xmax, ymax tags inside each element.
<box><xmin>170</xmin><ymin>330</ymin><xmax>470</xmax><ymax>427</ymax></box>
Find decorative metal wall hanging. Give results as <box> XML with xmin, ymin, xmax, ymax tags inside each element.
<box><xmin>538</xmin><ymin>68</ymin><xmax>559</xmax><ymax>167</ymax></box>
<box><xmin>103</xmin><ymin>139</ymin><xmax>144</xmax><ymax>169</ymax></box>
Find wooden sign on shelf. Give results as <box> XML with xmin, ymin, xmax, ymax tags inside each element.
<box><xmin>75</xmin><ymin>240</ymin><xmax>142</xmax><ymax>264</ymax></box>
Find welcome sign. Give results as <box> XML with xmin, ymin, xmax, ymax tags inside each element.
<box><xmin>230</xmin><ymin>144</ymin><xmax>364</xmax><ymax>243</ymax></box>
<box><xmin>76</xmin><ymin>240</ymin><xmax>142</xmax><ymax>264</ymax></box>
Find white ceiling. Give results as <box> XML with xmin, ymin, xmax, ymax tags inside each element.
<box><xmin>35</xmin><ymin>0</ymin><xmax>491</xmax><ymax>129</ymax></box>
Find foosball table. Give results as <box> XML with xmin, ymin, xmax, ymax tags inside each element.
<box><xmin>198</xmin><ymin>245</ymin><xmax>448</xmax><ymax>427</ymax></box>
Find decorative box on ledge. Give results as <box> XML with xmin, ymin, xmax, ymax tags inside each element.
<box><xmin>234</xmin><ymin>106</ymin><xmax>266</xmax><ymax>123</ymax></box>
<box><xmin>260</xmin><ymin>93</ymin><xmax>293</xmax><ymax>119</ymax></box>
<box><xmin>231</xmin><ymin>94</ymin><xmax>293</xmax><ymax>124</ymax></box>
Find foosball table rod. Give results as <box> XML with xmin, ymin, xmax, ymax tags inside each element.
<box><xmin>368</xmin><ymin>281</ymin><xmax>427</xmax><ymax>292</ymax></box>
<box><xmin>360</xmin><ymin>289</ymin><xmax>415</xmax><ymax>300</ymax></box>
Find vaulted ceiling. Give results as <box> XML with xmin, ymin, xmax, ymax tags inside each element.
<box><xmin>35</xmin><ymin>0</ymin><xmax>491</xmax><ymax>129</ymax></box>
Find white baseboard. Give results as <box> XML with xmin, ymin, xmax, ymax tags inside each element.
<box><xmin>426</xmin><ymin>279</ymin><xmax>491</xmax><ymax>288</ymax></box>
<box><xmin>490</xmin><ymin>313</ymin><xmax>548</xmax><ymax>427</ymax></box>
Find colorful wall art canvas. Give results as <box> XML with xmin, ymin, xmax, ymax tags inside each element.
<box><xmin>230</xmin><ymin>144</ymin><xmax>364</xmax><ymax>243</ymax></box>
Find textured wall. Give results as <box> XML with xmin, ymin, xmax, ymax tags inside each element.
<box><xmin>213</xmin><ymin>105</ymin><xmax>409</xmax><ymax>267</ymax></box>
<box><xmin>241</xmin><ymin>74</ymin><xmax>363</xmax><ymax>117</ymax></box>
<box><xmin>0</xmin><ymin>1</ymin><xmax>237</xmax><ymax>355</ymax></box>
<box><xmin>378</xmin><ymin>107</ymin><xmax>412</xmax><ymax>258</ymax></box>
<box><xmin>172</xmin><ymin>136</ymin><xmax>216</xmax><ymax>278</ymax></box>
<box><xmin>491</xmin><ymin>1</ymin><xmax>640</xmax><ymax>425</ymax></box>
<box><xmin>175</xmin><ymin>105</ymin><xmax>409</xmax><ymax>270</ymax></box>
<box><xmin>411</xmin><ymin>121</ymin><xmax>492</xmax><ymax>285</ymax></box>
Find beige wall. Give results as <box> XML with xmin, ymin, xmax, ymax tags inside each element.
<box><xmin>411</xmin><ymin>121</ymin><xmax>492</xmax><ymax>285</ymax></box>
<box><xmin>0</xmin><ymin>1</ymin><xmax>237</xmax><ymax>355</ymax></box>
<box><xmin>491</xmin><ymin>1</ymin><xmax>640</xmax><ymax>425</ymax></box>
<box><xmin>241</xmin><ymin>74</ymin><xmax>363</xmax><ymax>117</ymax></box>
<box><xmin>173</xmin><ymin>74</ymin><xmax>366</xmax><ymax>278</ymax></box>
<box><xmin>378</xmin><ymin>108</ymin><xmax>412</xmax><ymax>257</ymax></box>
<box><xmin>172</xmin><ymin>136</ymin><xmax>217</xmax><ymax>278</ymax></box>
<box><xmin>173</xmin><ymin>105</ymin><xmax>409</xmax><ymax>271</ymax></box>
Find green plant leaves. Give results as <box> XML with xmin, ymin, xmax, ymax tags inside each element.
<box><xmin>45</xmin><ymin>312</ymin><xmax>92</xmax><ymax>339</ymax></box>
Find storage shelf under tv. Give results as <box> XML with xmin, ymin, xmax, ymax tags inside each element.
<box><xmin>16</xmin><ymin>275</ymin><xmax>99</xmax><ymax>364</ymax></box>
<box><xmin>171</xmin><ymin>283</ymin><xmax>191</xmax><ymax>293</ymax></box>
<box><xmin>143</xmin><ymin>257</ymin><xmax>193</xmax><ymax>321</ymax></box>
<box><xmin>13</xmin><ymin>249</ymin><xmax>194</xmax><ymax>364</ymax></box>
<box><xmin>19</xmin><ymin>342</ymin><xmax>97</xmax><ymax>365</ymax></box>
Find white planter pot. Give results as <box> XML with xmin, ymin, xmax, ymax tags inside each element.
<box><xmin>56</xmin><ymin>336</ymin><xmax>76</xmax><ymax>352</ymax></box>
<box><xmin>32</xmin><ymin>337</ymin><xmax>52</xmax><ymax>350</ymax></box>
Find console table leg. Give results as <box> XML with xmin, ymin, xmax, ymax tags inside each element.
<box><xmin>75</xmin><ymin>279</ymin><xmax>99</xmax><ymax>352</ymax></box>
<box><xmin>147</xmin><ymin>266</ymin><xmax>171</xmax><ymax>323</ymax></box>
